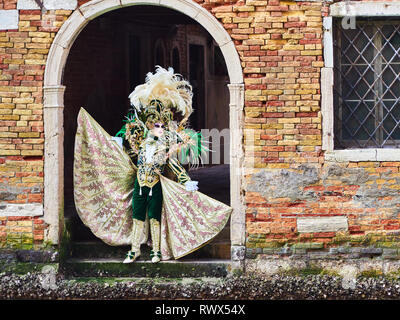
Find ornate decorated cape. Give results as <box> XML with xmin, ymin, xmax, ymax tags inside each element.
<box><xmin>73</xmin><ymin>108</ymin><xmax>232</xmax><ymax>260</ymax></box>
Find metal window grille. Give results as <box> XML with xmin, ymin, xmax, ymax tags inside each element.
<box><xmin>333</xmin><ymin>18</ymin><xmax>400</xmax><ymax>149</ymax></box>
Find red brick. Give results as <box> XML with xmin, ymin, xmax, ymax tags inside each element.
<box><xmin>262</xmin><ymin>112</ymin><xmax>283</xmax><ymax>118</ymax></box>
<box><xmin>284</xmin><ymin>22</ymin><xmax>307</xmax><ymax>28</ymax></box>
<box><xmin>7</xmin><ymin>217</ymin><xmax>33</xmax><ymax>221</ymax></box>
<box><xmin>313</xmin><ymin>232</ymin><xmax>336</xmax><ymax>238</ymax></box>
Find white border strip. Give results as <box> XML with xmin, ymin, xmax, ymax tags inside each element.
<box><xmin>0</xmin><ymin>10</ymin><xmax>18</xmax><ymax>31</ymax></box>
<box><xmin>330</xmin><ymin>1</ymin><xmax>400</xmax><ymax>17</ymax></box>
<box><xmin>0</xmin><ymin>203</ymin><xmax>43</xmax><ymax>217</ymax></box>
<box><xmin>17</xmin><ymin>0</ymin><xmax>78</xmax><ymax>10</ymax></box>
<box><xmin>325</xmin><ymin>149</ymin><xmax>400</xmax><ymax>162</ymax></box>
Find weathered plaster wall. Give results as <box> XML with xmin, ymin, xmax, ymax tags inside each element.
<box><xmin>246</xmin><ymin>163</ymin><xmax>400</xmax><ymax>245</ymax></box>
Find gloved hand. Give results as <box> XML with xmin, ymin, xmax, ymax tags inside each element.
<box><xmin>184</xmin><ymin>180</ymin><xmax>198</xmax><ymax>192</ymax></box>
<box><xmin>111</xmin><ymin>136</ymin><xmax>123</xmax><ymax>149</ymax></box>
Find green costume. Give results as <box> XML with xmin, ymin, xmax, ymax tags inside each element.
<box><xmin>108</xmin><ymin>66</ymin><xmax>227</xmax><ymax>264</ymax></box>
<box><xmin>129</xmin><ymin>131</ymin><xmax>192</xmax><ymax>262</ymax></box>
<box><xmin>132</xmin><ymin>179</ymin><xmax>163</xmax><ymax>222</ymax></box>
<box><xmin>133</xmin><ymin>131</ymin><xmax>190</xmax><ymax>221</ymax></box>
<box><xmin>73</xmin><ymin>107</ymin><xmax>232</xmax><ymax>263</ymax></box>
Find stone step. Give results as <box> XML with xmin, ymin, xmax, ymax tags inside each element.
<box><xmin>70</xmin><ymin>239</ymin><xmax>231</xmax><ymax>260</ymax></box>
<box><xmin>63</xmin><ymin>258</ymin><xmax>231</xmax><ymax>278</ymax></box>
<box><xmin>184</xmin><ymin>240</ymin><xmax>231</xmax><ymax>260</ymax></box>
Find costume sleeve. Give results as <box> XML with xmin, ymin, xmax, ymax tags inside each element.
<box><xmin>167</xmin><ymin>157</ymin><xmax>191</xmax><ymax>184</ymax></box>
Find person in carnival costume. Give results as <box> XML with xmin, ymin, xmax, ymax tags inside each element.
<box><xmin>73</xmin><ymin>66</ymin><xmax>232</xmax><ymax>264</ymax></box>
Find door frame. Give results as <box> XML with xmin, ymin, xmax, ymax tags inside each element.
<box><xmin>43</xmin><ymin>0</ymin><xmax>245</xmax><ymax>271</ymax></box>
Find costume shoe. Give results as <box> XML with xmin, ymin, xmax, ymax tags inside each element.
<box><xmin>123</xmin><ymin>250</ymin><xmax>141</xmax><ymax>263</ymax></box>
<box><xmin>123</xmin><ymin>218</ymin><xmax>144</xmax><ymax>263</ymax></box>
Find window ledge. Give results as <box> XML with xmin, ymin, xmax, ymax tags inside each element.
<box><xmin>330</xmin><ymin>1</ymin><xmax>400</xmax><ymax>17</ymax></box>
<box><xmin>325</xmin><ymin>149</ymin><xmax>400</xmax><ymax>162</ymax></box>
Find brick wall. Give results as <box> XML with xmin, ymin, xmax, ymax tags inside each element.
<box><xmin>0</xmin><ymin>7</ymin><xmax>72</xmax><ymax>249</ymax></box>
<box><xmin>0</xmin><ymin>0</ymin><xmax>399</xmax><ymax>257</ymax></box>
<box><xmin>212</xmin><ymin>0</ymin><xmax>400</xmax><ymax>253</ymax></box>
<box><xmin>228</xmin><ymin>1</ymin><xmax>400</xmax><ymax>254</ymax></box>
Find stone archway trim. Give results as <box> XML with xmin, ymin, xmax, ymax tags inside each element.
<box><xmin>43</xmin><ymin>0</ymin><xmax>245</xmax><ymax>270</ymax></box>
<box><xmin>44</xmin><ymin>0</ymin><xmax>243</xmax><ymax>86</ymax></box>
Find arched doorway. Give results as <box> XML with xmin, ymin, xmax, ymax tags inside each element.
<box><xmin>43</xmin><ymin>0</ymin><xmax>245</xmax><ymax>270</ymax></box>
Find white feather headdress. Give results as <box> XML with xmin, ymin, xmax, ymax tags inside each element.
<box><xmin>128</xmin><ymin>66</ymin><xmax>193</xmax><ymax>123</ymax></box>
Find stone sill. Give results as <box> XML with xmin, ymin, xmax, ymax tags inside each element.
<box><xmin>246</xmin><ymin>247</ymin><xmax>399</xmax><ymax>260</ymax></box>
<box><xmin>17</xmin><ymin>0</ymin><xmax>77</xmax><ymax>10</ymax></box>
<box><xmin>324</xmin><ymin>149</ymin><xmax>400</xmax><ymax>162</ymax></box>
<box><xmin>330</xmin><ymin>1</ymin><xmax>400</xmax><ymax>17</ymax></box>
<box><xmin>0</xmin><ymin>203</ymin><xmax>43</xmax><ymax>217</ymax></box>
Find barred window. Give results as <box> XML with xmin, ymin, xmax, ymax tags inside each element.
<box><xmin>333</xmin><ymin>18</ymin><xmax>400</xmax><ymax>149</ymax></box>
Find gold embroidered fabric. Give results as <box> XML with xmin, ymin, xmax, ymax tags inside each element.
<box><xmin>74</xmin><ymin>108</ymin><xmax>232</xmax><ymax>259</ymax></box>
<box><xmin>136</xmin><ymin>135</ymin><xmax>167</xmax><ymax>188</ymax></box>
<box><xmin>149</xmin><ymin>218</ymin><xmax>161</xmax><ymax>252</ymax></box>
<box><xmin>159</xmin><ymin>175</ymin><xmax>231</xmax><ymax>259</ymax></box>
<box><xmin>136</xmin><ymin>134</ymin><xmax>191</xmax><ymax>187</ymax></box>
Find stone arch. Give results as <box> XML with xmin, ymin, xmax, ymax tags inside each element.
<box><xmin>43</xmin><ymin>0</ymin><xmax>245</xmax><ymax>269</ymax></box>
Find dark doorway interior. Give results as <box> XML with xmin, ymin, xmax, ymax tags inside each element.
<box><xmin>63</xmin><ymin>5</ymin><xmax>230</xmax><ymax>260</ymax></box>
<box><xmin>189</xmin><ymin>44</ymin><xmax>205</xmax><ymax>132</ymax></box>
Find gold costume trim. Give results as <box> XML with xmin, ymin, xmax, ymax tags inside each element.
<box><xmin>150</xmin><ymin>218</ymin><xmax>161</xmax><ymax>252</ymax></box>
<box><xmin>131</xmin><ymin>218</ymin><xmax>145</xmax><ymax>252</ymax></box>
